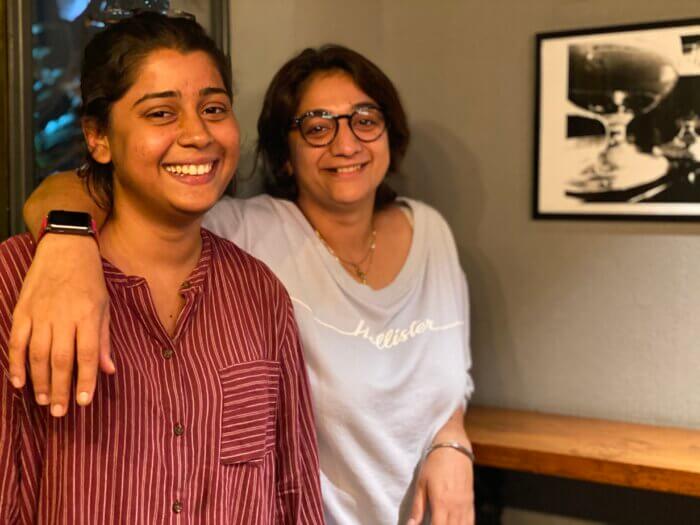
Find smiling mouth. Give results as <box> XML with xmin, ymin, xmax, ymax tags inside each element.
<box><xmin>163</xmin><ymin>161</ymin><xmax>216</xmax><ymax>176</ymax></box>
<box><xmin>329</xmin><ymin>163</ymin><xmax>367</xmax><ymax>174</ymax></box>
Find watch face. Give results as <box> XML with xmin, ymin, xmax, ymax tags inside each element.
<box><xmin>47</xmin><ymin>210</ymin><xmax>92</xmax><ymax>229</ymax></box>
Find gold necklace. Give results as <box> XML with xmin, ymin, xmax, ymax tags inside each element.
<box><xmin>315</xmin><ymin>228</ymin><xmax>377</xmax><ymax>285</ymax></box>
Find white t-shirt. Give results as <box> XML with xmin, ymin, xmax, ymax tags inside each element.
<box><xmin>203</xmin><ymin>194</ymin><xmax>473</xmax><ymax>525</ymax></box>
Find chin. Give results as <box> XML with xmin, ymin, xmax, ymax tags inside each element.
<box><xmin>168</xmin><ymin>195</ymin><xmax>221</xmax><ymax>219</ymax></box>
<box><xmin>329</xmin><ymin>188</ymin><xmax>376</xmax><ymax>207</ymax></box>
<box><xmin>173</xmin><ymin>185</ymin><xmax>226</xmax><ymax>210</ymax></box>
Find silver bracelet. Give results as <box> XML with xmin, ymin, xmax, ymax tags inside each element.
<box><xmin>423</xmin><ymin>441</ymin><xmax>475</xmax><ymax>463</ymax></box>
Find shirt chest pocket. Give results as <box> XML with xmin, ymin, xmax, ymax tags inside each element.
<box><xmin>218</xmin><ymin>360</ymin><xmax>281</xmax><ymax>464</ymax></box>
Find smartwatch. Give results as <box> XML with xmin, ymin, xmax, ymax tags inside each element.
<box><xmin>37</xmin><ymin>210</ymin><xmax>98</xmax><ymax>243</ymax></box>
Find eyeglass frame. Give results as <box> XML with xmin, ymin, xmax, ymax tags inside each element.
<box><xmin>290</xmin><ymin>105</ymin><xmax>388</xmax><ymax>147</ymax></box>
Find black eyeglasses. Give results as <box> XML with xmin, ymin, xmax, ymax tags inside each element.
<box><xmin>291</xmin><ymin>105</ymin><xmax>387</xmax><ymax>147</ymax></box>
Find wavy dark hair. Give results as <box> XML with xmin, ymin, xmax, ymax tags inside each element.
<box><xmin>79</xmin><ymin>11</ymin><xmax>232</xmax><ymax>209</ymax></box>
<box><xmin>256</xmin><ymin>45</ymin><xmax>410</xmax><ymax>209</ymax></box>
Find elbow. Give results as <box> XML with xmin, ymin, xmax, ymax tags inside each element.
<box><xmin>22</xmin><ymin>197</ymin><xmax>41</xmax><ymax>235</ymax></box>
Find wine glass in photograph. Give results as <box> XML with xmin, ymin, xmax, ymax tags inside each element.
<box><xmin>567</xmin><ymin>43</ymin><xmax>678</xmax><ymax>194</ymax></box>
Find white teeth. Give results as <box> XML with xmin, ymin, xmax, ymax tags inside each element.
<box><xmin>335</xmin><ymin>164</ymin><xmax>362</xmax><ymax>174</ymax></box>
<box><xmin>164</xmin><ymin>162</ymin><xmax>214</xmax><ymax>176</ymax></box>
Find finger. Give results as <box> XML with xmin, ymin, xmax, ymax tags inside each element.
<box><xmin>98</xmin><ymin>307</ymin><xmax>115</xmax><ymax>374</ymax></box>
<box><xmin>49</xmin><ymin>325</ymin><xmax>76</xmax><ymax>417</ymax></box>
<box><xmin>75</xmin><ymin>317</ymin><xmax>101</xmax><ymax>406</ymax></box>
<box><xmin>446</xmin><ymin>508</ymin><xmax>464</xmax><ymax>525</ymax></box>
<box><xmin>28</xmin><ymin>324</ymin><xmax>52</xmax><ymax>405</ymax></box>
<box><xmin>8</xmin><ymin>311</ymin><xmax>32</xmax><ymax>388</ymax></box>
<box><xmin>407</xmin><ymin>482</ymin><xmax>426</xmax><ymax>525</ymax></box>
<box><xmin>431</xmin><ymin>508</ymin><xmax>448</xmax><ymax>525</ymax></box>
<box><xmin>466</xmin><ymin>506</ymin><xmax>475</xmax><ymax>525</ymax></box>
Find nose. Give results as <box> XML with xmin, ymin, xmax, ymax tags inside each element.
<box><xmin>329</xmin><ymin>118</ymin><xmax>362</xmax><ymax>156</ymax></box>
<box><xmin>177</xmin><ymin>111</ymin><xmax>213</xmax><ymax>149</ymax></box>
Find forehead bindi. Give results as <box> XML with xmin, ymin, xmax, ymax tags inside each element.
<box><xmin>297</xmin><ymin>72</ymin><xmax>376</xmax><ymax>114</ymax></box>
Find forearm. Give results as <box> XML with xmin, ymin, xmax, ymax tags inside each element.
<box><xmin>433</xmin><ymin>408</ymin><xmax>471</xmax><ymax>448</ymax></box>
<box><xmin>23</xmin><ymin>170</ymin><xmax>108</xmax><ymax>240</ymax></box>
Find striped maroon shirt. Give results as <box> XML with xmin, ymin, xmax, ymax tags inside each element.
<box><xmin>0</xmin><ymin>230</ymin><xmax>324</xmax><ymax>524</ymax></box>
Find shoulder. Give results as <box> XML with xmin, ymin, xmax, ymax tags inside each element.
<box><xmin>203</xmin><ymin>194</ymin><xmax>289</xmax><ymax>243</ymax></box>
<box><xmin>203</xmin><ymin>230</ymin><xmax>289</xmax><ymax>298</ymax></box>
<box><xmin>399</xmin><ymin>197</ymin><xmax>452</xmax><ymax>231</ymax></box>
<box><xmin>400</xmin><ymin>198</ymin><xmax>465</xmax><ymax>274</ymax></box>
<box><xmin>206</xmin><ymin>194</ymin><xmax>284</xmax><ymax>223</ymax></box>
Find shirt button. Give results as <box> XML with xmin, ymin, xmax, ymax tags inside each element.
<box><xmin>174</xmin><ymin>423</ymin><xmax>185</xmax><ymax>436</ymax></box>
<box><xmin>162</xmin><ymin>348</ymin><xmax>174</xmax><ymax>360</ymax></box>
<box><xmin>172</xmin><ymin>500</ymin><xmax>183</xmax><ymax>513</ymax></box>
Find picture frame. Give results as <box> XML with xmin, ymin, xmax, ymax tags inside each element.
<box><xmin>534</xmin><ymin>18</ymin><xmax>700</xmax><ymax>220</ymax></box>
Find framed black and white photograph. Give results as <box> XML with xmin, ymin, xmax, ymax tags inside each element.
<box><xmin>534</xmin><ymin>18</ymin><xmax>700</xmax><ymax>220</ymax></box>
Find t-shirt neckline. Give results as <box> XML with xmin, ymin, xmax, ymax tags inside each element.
<box><xmin>282</xmin><ymin>197</ymin><xmax>425</xmax><ymax>305</ymax></box>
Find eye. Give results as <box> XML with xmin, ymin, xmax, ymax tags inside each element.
<box><xmin>302</xmin><ymin>116</ymin><xmax>334</xmax><ymax>136</ymax></box>
<box><xmin>306</xmin><ymin>124</ymin><xmax>330</xmax><ymax>135</ymax></box>
<box><xmin>356</xmin><ymin>117</ymin><xmax>379</xmax><ymax>128</ymax></box>
<box><xmin>202</xmin><ymin>104</ymin><xmax>231</xmax><ymax>120</ymax></box>
<box><xmin>354</xmin><ymin>108</ymin><xmax>384</xmax><ymax>129</ymax></box>
<box><xmin>145</xmin><ymin>109</ymin><xmax>176</xmax><ymax>123</ymax></box>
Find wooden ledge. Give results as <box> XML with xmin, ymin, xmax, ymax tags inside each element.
<box><xmin>464</xmin><ymin>406</ymin><xmax>700</xmax><ymax>497</ymax></box>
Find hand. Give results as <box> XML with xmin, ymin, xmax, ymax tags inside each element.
<box><xmin>7</xmin><ymin>234</ymin><xmax>114</xmax><ymax>416</ymax></box>
<box><xmin>407</xmin><ymin>446</ymin><xmax>475</xmax><ymax>525</ymax></box>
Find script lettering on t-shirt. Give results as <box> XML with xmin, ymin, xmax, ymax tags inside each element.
<box><xmin>350</xmin><ymin>318</ymin><xmax>463</xmax><ymax>350</ymax></box>
<box><xmin>291</xmin><ymin>297</ymin><xmax>464</xmax><ymax>350</ymax></box>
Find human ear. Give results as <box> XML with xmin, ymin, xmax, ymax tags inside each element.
<box><xmin>82</xmin><ymin>118</ymin><xmax>112</xmax><ymax>164</ymax></box>
<box><xmin>284</xmin><ymin>160</ymin><xmax>294</xmax><ymax>176</ymax></box>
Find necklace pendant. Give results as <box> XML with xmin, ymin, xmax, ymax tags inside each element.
<box><xmin>357</xmin><ymin>269</ymin><xmax>367</xmax><ymax>284</ymax></box>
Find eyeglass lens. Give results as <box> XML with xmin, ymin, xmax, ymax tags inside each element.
<box><xmin>299</xmin><ymin>107</ymin><xmax>386</xmax><ymax>146</ymax></box>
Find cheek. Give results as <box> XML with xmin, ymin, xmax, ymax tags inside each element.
<box><xmin>374</xmin><ymin>138</ymin><xmax>391</xmax><ymax>171</ymax></box>
<box><xmin>213</xmin><ymin>123</ymin><xmax>241</xmax><ymax>156</ymax></box>
<box><xmin>112</xmin><ymin>130</ymin><xmax>171</xmax><ymax>168</ymax></box>
<box><xmin>294</xmin><ymin>142</ymin><xmax>323</xmax><ymax>171</ymax></box>
<box><xmin>137</xmin><ymin>131</ymin><xmax>172</xmax><ymax>160</ymax></box>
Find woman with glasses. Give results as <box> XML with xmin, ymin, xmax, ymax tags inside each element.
<box><xmin>13</xmin><ymin>44</ymin><xmax>475</xmax><ymax>525</ymax></box>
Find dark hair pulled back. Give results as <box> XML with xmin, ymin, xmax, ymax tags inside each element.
<box><xmin>79</xmin><ymin>11</ymin><xmax>231</xmax><ymax>209</ymax></box>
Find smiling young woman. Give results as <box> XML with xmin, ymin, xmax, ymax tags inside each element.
<box><xmin>90</xmin><ymin>49</ymin><xmax>239</xmax><ymax>223</ymax></box>
<box><xmin>0</xmin><ymin>13</ymin><xmax>322</xmax><ymax>524</ymax></box>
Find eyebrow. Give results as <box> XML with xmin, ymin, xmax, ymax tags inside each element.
<box><xmin>200</xmin><ymin>87</ymin><xmax>229</xmax><ymax>97</ymax></box>
<box><xmin>132</xmin><ymin>87</ymin><xmax>229</xmax><ymax>107</ymax></box>
<box><xmin>300</xmin><ymin>102</ymin><xmax>379</xmax><ymax>116</ymax></box>
<box><xmin>353</xmin><ymin>102</ymin><xmax>379</xmax><ymax>110</ymax></box>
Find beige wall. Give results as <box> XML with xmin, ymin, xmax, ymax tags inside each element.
<box><xmin>231</xmin><ymin>0</ymin><xmax>700</xmax><ymax>430</ymax></box>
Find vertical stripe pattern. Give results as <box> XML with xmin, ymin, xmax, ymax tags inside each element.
<box><xmin>0</xmin><ymin>231</ymin><xmax>324</xmax><ymax>524</ymax></box>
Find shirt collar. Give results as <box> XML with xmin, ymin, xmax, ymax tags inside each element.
<box><xmin>102</xmin><ymin>228</ymin><xmax>213</xmax><ymax>293</ymax></box>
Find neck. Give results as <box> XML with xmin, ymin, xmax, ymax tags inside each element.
<box><xmin>100</xmin><ymin>199</ymin><xmax>203</xmax><ymax>278</ymax></box>
<box><xmin>297</xmin><ymin>196</ymin><xmax>375</xmax><ymax>260</ymax></box>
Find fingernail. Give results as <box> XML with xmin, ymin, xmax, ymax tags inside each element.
<box><xmin>10</xmin><ymin>376</ymin><xmax>23</xmax><ymax>388</ymax></box>
<box><xmin>51</xmin><ymin>404</ymin><xmax>65</xmax><ymax>417</ymax></box>
<box><xmin>36</xmin><ymin>393</ymin><xmax>49</xmax><ymax>405</ymax></box>
<box><xmin>77</xmin><ymin>392</ymin><xmax>91</xmax><ymax>405</ymax></box>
